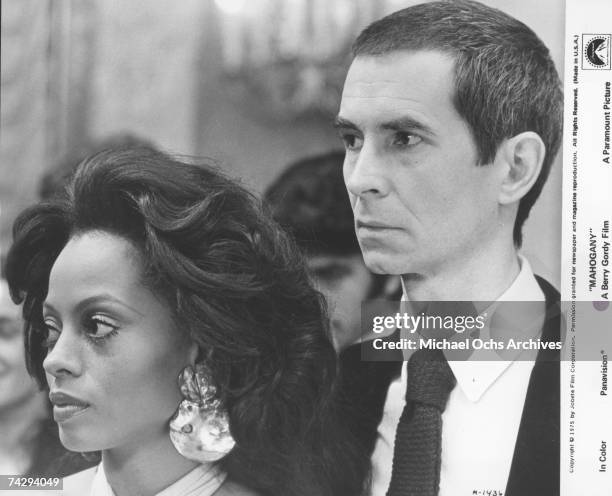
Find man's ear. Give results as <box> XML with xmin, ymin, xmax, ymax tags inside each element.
<box><xmin>496</xmin><ymin>131</ymin><xmax>545</xmax><ymax>205</ymax></box>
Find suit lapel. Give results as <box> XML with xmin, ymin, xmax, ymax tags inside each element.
<box><xmin>339</xmin><ymin>277</ymin><xmax>562</xmax><ymax>495</ymax></box>
<box><xmin>505</xmin><ymin>277</ymin><xmax>560</xmax><ymax>496</ymax></box>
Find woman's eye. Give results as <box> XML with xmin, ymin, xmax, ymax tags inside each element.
<box><xmin>42</xmin><ymin>320</ymin><xmax>61</xmax><ymax>349</ymax></box>
<box><xmin>393</xmin><ymin>132</ymin><xmax>422</xmax><ymax>147</ymax></box>
<box><xmin>84</xmin><ymin>315</ymin><xmax>119</xmax><ymax>342</ymax></box>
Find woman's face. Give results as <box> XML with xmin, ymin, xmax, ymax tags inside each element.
<box><xmin>42</xmin><ymin>230</ymin><xmax>196</xmax><ymax>452</ymax></box>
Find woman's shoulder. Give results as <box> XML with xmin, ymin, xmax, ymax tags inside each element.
<box><xmin>61</xmin><ymin>466</ymin><xmax>96</xmax><ymax>495</ymax></box>
<box><xmin>214</xmin><ymin>479</ymin><xmax>263</xmax><ymax>496</ymax></box>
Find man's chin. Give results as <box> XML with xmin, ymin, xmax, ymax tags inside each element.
<box><xmin>361</xmin><ymin>252</ymin><xmax>410</xmax><ymax>275</ymax></box>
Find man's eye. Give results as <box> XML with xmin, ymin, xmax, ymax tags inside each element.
<box><xmin>339</xmin><ymin>133</ymin><xmax>363</xmax><ymax>151</ymax></box>
<box><xmin>393</xmin><ymin>132</ymin><xmax>422</xmax><ymax>147</ymax></box>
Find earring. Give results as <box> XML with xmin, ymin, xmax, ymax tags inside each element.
<box><xmin>169</xmin><ymin>363</ymin><xmax>235</xmax><ymax>462</ymax></box>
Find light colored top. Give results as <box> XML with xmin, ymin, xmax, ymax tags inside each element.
<box><xmin>57</xmin><ymin>463</ymin><xmax>227</xmax><ymax>496</ymax></box>
<box><xmin>370</xmin><ymin>256</ymin><xmax>546</xmax><ymax>496</ymax></box>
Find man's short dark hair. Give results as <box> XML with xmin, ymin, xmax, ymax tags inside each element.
<box><xmin>352</xmin><ymin>0</ymin><xmax>563</xmax><ymax>246</ymax></box>
<box><xmin>265</xmin><ymin>151</ymin><xmax>360</xmax><ymax>255</ymax></box>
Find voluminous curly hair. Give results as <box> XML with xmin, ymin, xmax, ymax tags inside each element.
<box><xmin>6</xmin><ymin>147</ymin><xmax>367</xmax><ymax>496</ymax></box>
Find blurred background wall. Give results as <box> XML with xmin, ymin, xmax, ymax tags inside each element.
<box><xmin>0</xmin><ymin>0</ymin><xmax>565</xmax><ymax>285</ymax></box>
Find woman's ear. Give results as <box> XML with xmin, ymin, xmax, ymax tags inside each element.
<box><xmin>496</xmin><ymin>131</ymin><xmax>546</xmax><ymax>205</ymax></box>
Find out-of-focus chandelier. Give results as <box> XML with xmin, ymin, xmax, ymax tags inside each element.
<box><xmin>214</xmin><ymin>0</ymin><xmax>404</xmax><ymax>120</ymax></box>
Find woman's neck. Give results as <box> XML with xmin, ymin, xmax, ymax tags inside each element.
<box><xmin>102</xmin><ymin>431</ymin><xmax>203</xmax><ymax>496</ymax></box>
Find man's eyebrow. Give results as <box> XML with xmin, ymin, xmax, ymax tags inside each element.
<box><xmin>333</xmin><ymin>116</ymin><xmax>435</xmax><ymax>136</ymax></box>
<box><xmin>333</xmin><ymin>116</ymin><xmax>358</xmax><ymax>129</ymax></box>
<box><xmin>380</xmin><ymin>117</ymin><xmax>434</xmax><ymax>136</ymax></box>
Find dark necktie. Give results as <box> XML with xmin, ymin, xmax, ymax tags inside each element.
<box><xmin>386</xmin><ymin>349</ymin><xmax>456</xmax><ymax>496</ymax></box>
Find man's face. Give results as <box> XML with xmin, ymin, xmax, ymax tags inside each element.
<box><xmin>307</xmin><ymin>253</ymin><xmax>376</xmax><ymax>350</ymax></box>
<box><xmin>337</xmin><ymin>50</ymin><xmax>503</xmax><ymax>277</ymax></box>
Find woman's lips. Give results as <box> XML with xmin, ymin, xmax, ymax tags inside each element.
<box><xmin>49</xmin><ymin>391</ymin><xmax>90</xmax><ymax>422</ymax></box>
<box><xmin>53</xmin><ymin>404</ymin><xmax>90</xmax><ymax>422</ymax></box>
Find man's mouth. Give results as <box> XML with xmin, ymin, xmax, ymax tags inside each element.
<box><xmin>356</xmin><ymin>219</ymin><xmax>399</xmax><ymax>231</ymax></box>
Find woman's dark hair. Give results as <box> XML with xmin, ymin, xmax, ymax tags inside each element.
<box><xmin>6</xmin><ymin>147</ymin><xmax>367</xmax><ymax>495</ymax></box>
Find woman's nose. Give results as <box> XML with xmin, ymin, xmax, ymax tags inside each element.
<box><xmin>43</xmin><ymin>329</ymin><xmax>83</xmax><ymax>379</ymax></box>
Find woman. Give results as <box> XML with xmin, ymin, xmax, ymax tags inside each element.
<box><xmin>6</xmin><ymin>148</ymin><xmax>366</xmax><ymax>496</ymax></box>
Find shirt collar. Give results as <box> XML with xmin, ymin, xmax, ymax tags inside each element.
<box><xmin>448</xmin><ymin>254</ymin><xmax>545</xmax><ymax>402</ymax></box>
<box><xmin>495</xmin><ymin>255</ymin><xmax>545</xmax><ymax>303</ymax></box>
<box><xmin>400</xmin><ymin>255</ymin><xmax>546</xmax><ymax>403</ymax></box>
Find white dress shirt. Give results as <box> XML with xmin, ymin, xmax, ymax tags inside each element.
<box><xmin>370</xmin><ymin>256</ymin><xmax>547</xmax><ymax>496</ymax></box>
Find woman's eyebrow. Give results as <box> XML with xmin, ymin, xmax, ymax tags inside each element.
<box><xmin>78</xmin><ymin>294</ymin><xmax>145</xmax><ymax>316</ymax></box>
<box><xmin>42</xmin><ymin>301</ymin><xmax>59</xmax><ymax>316</ymax></box>
<box><xmin>44</xmin><ymin>294</ymin><xmax>145</xmax><ymax>317</ymax></box>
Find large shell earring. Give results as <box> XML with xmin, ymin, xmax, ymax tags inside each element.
<box><xmin>169</xmin><ymin>363</ymin><xmax>235</xmax><ymax>462</ymax></box>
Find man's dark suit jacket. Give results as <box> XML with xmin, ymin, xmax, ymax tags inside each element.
<box><xmin>337</xmin><ymin>276</ymin><xmax>561</xmax><ymax>496</ymax></box>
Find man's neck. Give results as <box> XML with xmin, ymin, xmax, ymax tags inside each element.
<box><xmin>401</xmin><ymin>243</ymin><xmax>521</xmax><ymax>302</ymax></box>
<box><xmin>102</xmin><ymin>430</ymin><xmax>202</xmax><ymax>496</ymax></box>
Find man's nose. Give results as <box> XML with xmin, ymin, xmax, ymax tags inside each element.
<box><xmin>43</xmin><ymin>329</ymin><xmax>83</xmax><ymax>379</ymax></box>
<box><xmin>344</xmin><ymin>143</ymin><xmax>389</xmax><ymax>198</ymax></box>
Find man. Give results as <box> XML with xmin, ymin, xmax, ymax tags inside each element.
<box><xmin>265</xmin><ymin>151</ymin><xmax>400</xmax><ymax>351</ymax></box>
<box><xmin>335</xmin><ymin>1</ymin><xmax>562</xmax><ymax>495</ymax></box>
